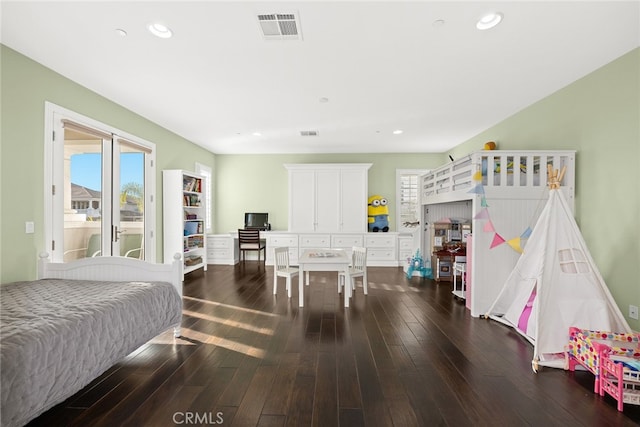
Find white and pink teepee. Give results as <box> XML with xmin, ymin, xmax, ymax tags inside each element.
<box><xmin>486</xmin><ymin>166</ymin><xmax>632</xmax><ymax>370</ymax></box>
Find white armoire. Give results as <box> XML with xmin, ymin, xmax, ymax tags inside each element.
<box><xmin>284</xmin><ymin>163</ymin><xmax>372</xmax><ymax>233</ymax></box>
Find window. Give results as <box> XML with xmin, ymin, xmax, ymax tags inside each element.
<box><xmin>396</xmin><ymin>169</ymin><xmax>428</xmax><ymax>233</ymax></box>
<box><xmin>558</xmin><ymin>248</ymin><xmax>590</xmax><ymax>274</ymax></box>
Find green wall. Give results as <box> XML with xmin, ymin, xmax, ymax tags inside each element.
<box><xmin>214</xmin><ymin>154</ymin><xmax>444</xmax><ymax>233</ymax></box>
<box><xmin>0</xmin><ymin>45</ymin><xmax>215</xmax><ymax>281</ymax></box>
<box><xmin>448</xmin><ymin>48</ymin><xmax>640</xmax><ymax>330</ymax></box>
<box><xmin>2</xmin><ymin>42</ymin><xmax>638</xmax><ymax>330</ymax></box>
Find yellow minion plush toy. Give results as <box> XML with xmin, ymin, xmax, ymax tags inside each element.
<box><xmin>368</xmin><ymin>195</ymin><xmax>389</xmax><ymax>232</ymax></box>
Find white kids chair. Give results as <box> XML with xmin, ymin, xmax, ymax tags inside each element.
<box><xmin>273</xmin><ymin>247</ymin><xmax>299</xmax><ymax>298</ymax></box>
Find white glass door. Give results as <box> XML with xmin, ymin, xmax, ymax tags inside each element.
<box><xmin>114</xmin><ymin>138</ymin><xmax>146</xmax><ymax>259</ymax></box>
<box><xmin>61</xmin><ymin>122</ymin><xmax>109</xmax><ymax>261</ymax></box>
<box><xmin>48</xmin><ymin>104</ymin><xmax>154</xmax><ymax>263</ymax></box>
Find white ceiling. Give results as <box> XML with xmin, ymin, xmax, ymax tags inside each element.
<box><xmin>1</xmin><ymin>1</ymin><xmax>639</xmax><ymax>154</ymax></box>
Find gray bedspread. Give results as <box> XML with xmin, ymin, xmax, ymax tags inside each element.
<box><xmin>0</xmin><ymin>278</ymin><xmax>182</xmax><ymax>427</ymax></box>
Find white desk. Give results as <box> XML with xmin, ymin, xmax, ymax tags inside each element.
<box><xmin>298</xmin><ymin>249</ymin><xmax>352</xmax><ymax>308</ymax></box>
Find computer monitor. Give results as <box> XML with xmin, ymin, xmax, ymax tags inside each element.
<box><xmin>244</xmin><ymin>212</ymin><xmax>269</xmax><ymax>230</ymax></box>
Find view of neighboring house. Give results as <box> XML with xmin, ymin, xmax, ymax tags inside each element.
<box><xmin>70</xmin><ymin>183</ymin><xmax>101</xmax><ymax>219</ymax></box>
<box><xmin>70</xmin><ymin>183</ymin><xmax>143</xmax><ymax>221</ymax></box>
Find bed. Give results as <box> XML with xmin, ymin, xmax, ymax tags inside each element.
<box><xmin>421</xmin><ymin>150</ymin><xmax>575</xmax><ymax>202</ymax></box>
<box><xmin>567</xmin><ymin>327</ymin><xmax>640</xmax><ymax>394</ymax></box>
<box><xmin>420</xmin><ymin>150</ymin><xmax>576</xmax><ymax>317</ymax></box>
<box><xmin>0</xmin><ymin>253</ymin><xmax>183</xmax><ymax>427</ymax></box>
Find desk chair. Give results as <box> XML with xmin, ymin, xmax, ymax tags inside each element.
<box><xmin>273</xmin><ymin>247</ymin><xmax>299</xmax><ymax>297</ymax></box>
<box><xmin>338</xmin><ymin>246</ymin><xmax>368</xmax><ymax>297</ymax></box>
<box><xmin>238</xmin><ymin>229</ymin><xmax>266</xmax><ymax>263</ymax></box>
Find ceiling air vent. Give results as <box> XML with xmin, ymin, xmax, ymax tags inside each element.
<box><xmin>300</xmin><ymin>130</ymin><xmax>319</xmax><ymax>137</ymax></box>
<box><xmin>257</xmin><ymin>12</ymin><xmax>302</xmax><ymax>40</ymax></box>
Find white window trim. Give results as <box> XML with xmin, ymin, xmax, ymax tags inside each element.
<box><xmin>195</xmin><ymin>162</ymin><xmax>213</xmax><ymax>234</ymax></box>
<box><xmin>44</xmin><ymin>102</ymin><xmax>157</xmax><ymax>262</ymax></box>
<box><xmin>396</xmin><ymin>169</ymin><xmax>429</xmax><ymax>233</ymax></box>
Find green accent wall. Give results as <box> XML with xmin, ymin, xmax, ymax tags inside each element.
<box><xmin>0</xmin><ymin>45</ymin><xmax>215</xmax><ymax>281</ymax></box>
<box><xmin>214</xmin><ymin>154</ymin><xmax>444</xmax><ymax>233</ymax></box>
<box><xmin>447</xmin><ymin>48</ymin><xmax>640</xmax><ymax>330</ymax></box>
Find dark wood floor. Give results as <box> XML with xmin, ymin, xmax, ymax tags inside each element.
<box><xmin>29</xmin><ymin>263</ymin><xmax>640</xmax><ymax>426</ymax></box>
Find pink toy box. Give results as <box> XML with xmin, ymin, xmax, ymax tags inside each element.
<box><xmin>566</xmin><ymin>327</ymin><xmax>640</xmax><ymax>393</ymax></box>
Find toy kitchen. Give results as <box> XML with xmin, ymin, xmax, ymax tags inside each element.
<box><xmin>429</xmin><ymin>220</ymin><xmax>471</xmax><ymax>282</ymax></box>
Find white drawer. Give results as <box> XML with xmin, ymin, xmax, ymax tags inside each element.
<box><xmin>367</xmin><ymin>248</ymin><xmax>397</xmax><ymax>260</ymax></box>
<box><xmin>208</xmin><ymin>248</ymin><xmax>231</xmax><ymax>259</ymax></box>
<box><xmin>365</xmin><ymin>234</ymin><xmax>397</xmax><ymax>248</ymax></box>
<box><xmin>398</xmin><ymin>237</ymin><xmax>413</xmax><ymax>250</ymax></box>
<box><xmin>299</xmin><ymin>234</ymin><xmax>331</xmax><ymax>247</ymax></box>
<box><xmin>399</xmin><ymin>249</ymin><xmax>414</xmax><ymax>263</ymax></box>
<box><xmin>208</xmin><ymin>238</ymin><xmax>231</xmax><ymax>249</ymax></box>
<box><xmin>331</xmin><ymin>234</ymin><xmax>363</xmax><ymax>248</ymax></box>
<box><xmin>269</xmin><ymin>235</ymin><xmax>298</xmax><ymax>247</ymax></box>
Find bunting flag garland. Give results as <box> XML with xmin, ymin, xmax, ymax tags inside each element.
<box><xmin>467</xmin><ymin>184</ymin><xmax>485</xmax><ymax>195</ymax></box>
<box><xmin>470</xmin><ymin>170</ymin><xmax>538</xmax><ymax>253</ymax></box>
<box><xmin>507</xmin><ymin>237</ymin><xmax>524</xmax><ymax>253</ymax></box>
<box><xmin>473</xmin><ymin>208</ymin><xmax>490</xmax><ymax>220</ymax></box>
<box><xmin>490</xmin><ymin>233</ymin><xmax>506</xmax><ymax>248</ymax></box>
<box><xmin>483</xmin><ymin>220</ymin><xmax>495</xmax><ymax>233</ymax></box>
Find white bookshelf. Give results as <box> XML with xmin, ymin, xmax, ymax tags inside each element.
<box><xmin>163</xmin><ymin>170</ymin><xmax>207</xmax><ymax>277</ymax></box>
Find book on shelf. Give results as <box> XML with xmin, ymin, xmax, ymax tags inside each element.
<box><xmin>187</xmin><ymin>236</ymin><xmax>204</xmax><ymax>248</ymax></box>
<box><xmin>183</xmin><ymin>221</ymin><xmax>203</xmax><ymax>236</ymax></box>
<box><xmin>183</xmin><ymin>194</ymin><xmax>200</xmax><ymax>206</ymax></box>
<box><xmin>182</xmin><ymin>177</ymin><xmax>202</xmax><ymax>193</ymax></box>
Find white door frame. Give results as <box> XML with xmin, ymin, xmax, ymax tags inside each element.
<box><xmin>44</xmin><ymin>102</ymin><xmax>157</xmax><ymax>262</ymax></box>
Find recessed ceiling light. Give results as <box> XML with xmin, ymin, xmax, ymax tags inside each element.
<box><xmin>476</xmin><ymin>12</ymin><xmax>503</xmax><ymax>30</ymax></box>
<box><xmin>319</xmin><ymin>97</ymin><xmax>329</xmax><ymax>103</ymax></box>
<box><xmin>393</xmin><ymin>130</ymin><xmax>403</xmax><ymax>135</ymax></box>
<box><xmin>432</xmin><ymin>19</ymin><xmax>445</xmax><ymax>28</ymax></box>
<box><xmin>148</xmin><ymin>22</ymin><xmax>173</xmax><ymax>38</ymax></box>
<box><xmin>252</xmin><ymin>132</ymin><xmax>262</xmax><ymax>137</ymax></box>
<box><xmin>115</xmin><ymin>28</ymin><xmax>127</xmax><ymax>37</ymax></box>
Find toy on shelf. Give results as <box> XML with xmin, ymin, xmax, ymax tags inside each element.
<box><xmin>566</xmin><ymin>327</ymin><xmax>640</xmax><ymax>393</ymax></box>
<box><xmin>406</xmin><ymin>249</ymin><xmax>433</xmax><ymax>279</ymax></box>
<box><xmin>483</xmin><ymin>141</ymin><xmax>497</xmax><ymax>150</ymax></box>
<box><xmin>368</xmin><ymin>195</ymin><xmax>389</xmax><ymax>232</ymax></box>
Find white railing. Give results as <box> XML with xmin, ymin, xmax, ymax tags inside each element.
<box><xmin>421</xmin><ymin>150</ymin><xmax>575</xmax><ymax>204</ymax></box>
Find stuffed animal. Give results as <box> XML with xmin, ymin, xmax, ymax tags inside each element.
<box><xmin>368</xmin><ymin>195</ymin><xmax>389</xmax><ymax>232</ymax></box>
<box><xmin>484</xmin><ymin>141</ymin><xmax>497</xmax><ymax>150</ymax></box>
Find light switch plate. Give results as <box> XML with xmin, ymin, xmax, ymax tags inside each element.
<box><xmin>25</xmin><ymin>221</ymin><xmax>35</xmax><ymax>234</ymax></box>
<box><xmin>630</xmin><ymin>305</ymin><xmax>639</xmax><ymax>320</ymax></box>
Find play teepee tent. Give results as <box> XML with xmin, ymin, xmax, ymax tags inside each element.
<box><xmin>486</xmin><ymin>166</ymin><xmax>632</xmax><ymax>370</ymax></box>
